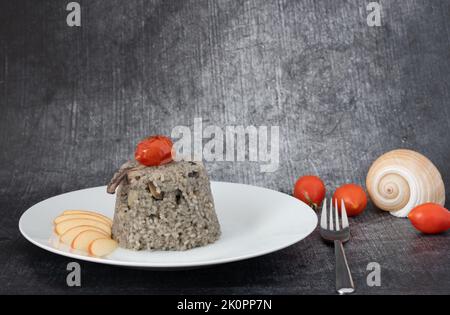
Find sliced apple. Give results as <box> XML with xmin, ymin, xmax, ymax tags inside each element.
<box><xmin>62</xmin><ymin>210</ymin><xmax>113</xmax><ymax>225</ymax></box>
<box><xmin>54</xmin><ymin>213</ymin><xmax>112</xmax><ymax>226</ymax></box>
<box><xmin>88</xmin><ymin>238</ymin><xmax>118</xmax><ymax>257</ymax></box>
<box><xmin>71</xmin><ymin>230</ymin><xmax>108</xmax><ymax>251</ymax></box>
<box><xmin>55</xmin><ymin>218</ymin><xmax>111</xmax><ymax>236</ymax></box>
<box><xmin>60</xmin><ymin>225</ymin><xmax>109</xmax><ymax>245</ymax></box>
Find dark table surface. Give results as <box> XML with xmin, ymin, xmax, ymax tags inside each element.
<box><xmin>0</xmin><ymin>0</ymin><xmax>449</xmax><ymax>295</ymax></box>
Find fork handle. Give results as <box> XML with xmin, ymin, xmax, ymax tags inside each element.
<box><xmin>334</xmin><ymin>240</ymin><xmax>355</xmax><ymax>294</ymax></box>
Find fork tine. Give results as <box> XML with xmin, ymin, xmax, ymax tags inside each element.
<box><xmin>334</xmin><ymin>198</ymin><xmax>340</xmax><ymax>231</ymax></box>
<box><xmin>320</xmin><ymin>198</ymin><xmax>328</xmax><ymax>229</ymax></box>
<box><xmin>341</xmin><ymin>199</ymin><xmax>349</xmax><ymax>228</ymax></box>
<box><xmin>329</xmin><ymin>198</ymin><xmax>334</xmax><ymax>231</ymax></box>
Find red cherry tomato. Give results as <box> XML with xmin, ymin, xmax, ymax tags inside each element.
<box><xmin>135</xmin><ymin>135</ymin><xmax>174</xmax><ymax>166</ymax></box>
<box><xmin>293</xmin><ymin>176</ymin><xmax>326</xmax><ymax>210</ymax></box>
<box><xmin>333</xmin><ymin>184</ymin><xmax>368</xmax><ymax>217</ymax></box>
<box><xmin>408</xmin><ymin>203</ymin><xmax>450</xmax><ymax>234</ymax></box>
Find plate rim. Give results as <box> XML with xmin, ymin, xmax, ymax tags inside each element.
<box><xmin>18</xmin><ymin>181</ymin><xmax>318</xmax><ymax>268</ymax></box>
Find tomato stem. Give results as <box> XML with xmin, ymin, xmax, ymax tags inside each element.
<box><xmin>304</xmin><ymin>192</ymin><xmax>319</xmax><ymax>211</ymax></box>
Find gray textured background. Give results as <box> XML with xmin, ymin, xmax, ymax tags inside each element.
<box><xmin>0</xmin><ymin>0</ymin><xmax>449</xmax><ymax>294</ymax></box>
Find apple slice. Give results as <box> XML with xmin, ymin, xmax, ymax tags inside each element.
<box><xmin>55</xmin><ymin>219</ymin><xmax>111</xmax><ymax>236</ymax></box>
<box><xmin>71</xmin><ymin>230</ymin><xmax>108</xmax><ymax>251</ymax></box>
<box><xmin>88</xmin><ymin>238</ymin><xmax>118</xmax><ymax>257</ymax></box>
<box><xmin>60</xmin><ymin>225</ymin><xmax>109</xmax><ymax>245</ymax></box>
<box><xmin>54</xmin><ymin>213</ymin><xmax>112</xmax><ymax>226</ymax></box>
<box><xmin>62</xmin><ymin>210</ymin><xmax>113</xmax><ymax>225</ymax></box>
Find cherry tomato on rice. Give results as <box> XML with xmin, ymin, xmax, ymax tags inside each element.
<box><xmin>135</xmin><ymin>135</ymin><xmax>174</xmax><ymax>166</ymax></box>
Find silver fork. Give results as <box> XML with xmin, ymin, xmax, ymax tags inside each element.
<box><xmin>320</xmin><ymin>199</ymin><xmax>355</xmax><ymax>294</ymax></box>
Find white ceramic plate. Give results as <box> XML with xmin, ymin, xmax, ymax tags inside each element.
<box><xmin>19</xmin><ymin>182</ymin><xmax>317</xmax><ymax>269</ymax></box>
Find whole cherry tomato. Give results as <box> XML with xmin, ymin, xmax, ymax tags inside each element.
<box><xmin>293</xmin><ymin>175</ymin><xmax>326</xmax><ymax>210</ymax></box>
<box><xmin>333</xmin><ymin>183</ymin><xmax>368</xmax><ymax>217</ymax></box>
<box><xmin>408</xmin><ymin>203</ymin><xmax>450</xmax><ymax>234</ymax></box>
<box><xmin>135</xmin><ymin>135</ymin><xmax>174</xmax><ymax>166</ymax></box>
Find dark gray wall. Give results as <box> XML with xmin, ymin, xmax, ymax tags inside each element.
<box><xmin>0</xmin><ymin>0</ymin><xmax>449</xmax><ymax>294</ymax></box>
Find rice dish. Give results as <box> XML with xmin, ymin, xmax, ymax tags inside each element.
<box><xmin>109</xmin><ymin>160</ymin><xmax>221</xmax><ymax>251</ymax></box>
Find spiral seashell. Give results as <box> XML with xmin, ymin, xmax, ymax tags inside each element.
<box><xmin>366</xmin><ymin>149</ymin><xmax>445</xmax><ymax>218</ymax></box>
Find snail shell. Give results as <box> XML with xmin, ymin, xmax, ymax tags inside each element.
<box><xmin>366</xmin><ymin>149</ymin><xmax>445</xmax><ymax>218</ymax></box>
